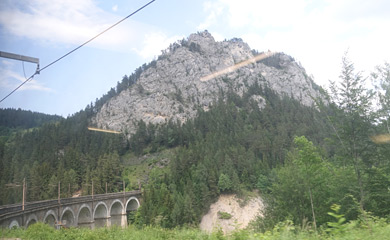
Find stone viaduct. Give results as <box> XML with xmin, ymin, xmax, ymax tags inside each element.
<box><xmin>0</xmin><ymin>190</ymin><xmax>142</xmax><ymax>229</ymax></box>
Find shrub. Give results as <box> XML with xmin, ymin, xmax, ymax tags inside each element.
<box><xmin>218</xmin><ymin>211</ymin><xmax>232</xmax><ymax>220</ymax></box>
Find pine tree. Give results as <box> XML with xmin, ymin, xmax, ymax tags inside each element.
<box><xmin>328</xmin><ymin>52</ymin><xmax>374</xmax><ymax>210</ymax></box>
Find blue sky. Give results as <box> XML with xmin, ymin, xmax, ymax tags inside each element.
<box><xmin>1</xmin><ymin>0</ymin><xmax>389</xmax><ymax>116</ymax></box>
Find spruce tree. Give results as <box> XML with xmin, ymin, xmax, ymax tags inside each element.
<box><xmin>328</xmin><ymin>52</ymin><xmax>374</xmax><ymax>210</ymax></box>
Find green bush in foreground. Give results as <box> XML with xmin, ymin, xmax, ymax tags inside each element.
<box><xmin>1</xmin><ymin>217</ymin><xmax>390</xmax><ymax>240</ymax></box>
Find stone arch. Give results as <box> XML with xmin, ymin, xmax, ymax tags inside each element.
<box><xmin>110</xmin><ymin>200</ymin><xmax>124</xmax><ymax>215</ymax></box>
<box><xmin>9</xmin><ymin>220</ymin><xmax>20</xmax><ymax>229</ymax></box>
<box><xmin>61</xmin><ymin>207</ymin><xmax>75</xmax><ymax>228</ymax></box>
<box><xmin>93</xmin><ymin>202</ymin><xmax>108</xmax><ymax>228</ymax></box>
<box><xmin>43</xmin><ymin>210</ymin><xmax>58</xmax><ymax>228</ymax></box>
<box><xmin>77</xmin><ymin>204</ymin><xmax>92</xmax><ymax>227</ymax></box>
<box><xmin>93</xmin><ymin>202</ymin><xmax>109</xmax><ymax>218</ymax></box>
<box><xmin>26</xmin><ymin>214</ymin><xmax>38</xmax><ymax>228</ymax></box>
<box><xmin>125</xmin><ymin>197</ymin><xmax>140</xmax><ymax>211</ymax></box>
<box><xmin>110</xmin><ymin>200</ymin><xmax>124</xmax><ymax>227</ymax></box>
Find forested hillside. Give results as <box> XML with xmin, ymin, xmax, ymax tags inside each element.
<box><xmin>0</xmin><ymin>108</ymin><xmax>62</xmax><ymax>129</ymax></box>
<box><xmin>134</xmin><ymin>84</ymin><xmax>332</xmax><ymax>228</ymax></box>
<box><xmin>1</xmin><ymin>52</ymin><xmax>389</xmax><ymax>235</ymax></box>
<box><xmin>0</xmin><ymin>108</ymin><xmax>62</xmax><ymax>136</ymax></box>
<box><xmin>0</xmin><ymin>109</ymin><xmax>125</xmax><ymax>204</ymax></box>
<box><xmin>0</xmin><ymin>83</ymin><xmax>328</xmax><ymax>205</ymax></box>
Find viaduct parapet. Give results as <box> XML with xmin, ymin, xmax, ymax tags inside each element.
<box><xmin>0</xmin><ymin>190</ymin><xmax>142</xmax><ymax>229</ymax></box>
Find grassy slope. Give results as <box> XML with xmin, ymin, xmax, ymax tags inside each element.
<box><xmin>2</xmin><ymin>219</ymin><xmax>390</xmax><ymax>240</ymax></box>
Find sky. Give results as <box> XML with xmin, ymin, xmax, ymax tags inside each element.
<box><xmin>0</xmin><ymin>0</ymin><xmax>389</xmax><ymax>117</ymax></box>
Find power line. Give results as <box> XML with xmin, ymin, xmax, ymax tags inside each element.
<box><xmin>0</xmin><ymin>0</ymin><xmax>156</xmax><ymax>104</ymax></box>
<box><xmin>0</xmin><ymin>75</ymin><xmax>35</xmax><ymax>104</ymax></box>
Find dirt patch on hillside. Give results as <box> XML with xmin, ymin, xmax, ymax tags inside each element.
<box><xmin>200</xmin><ymin>194</ymin><xmax>264</xmax><ymax>234</ymax></box>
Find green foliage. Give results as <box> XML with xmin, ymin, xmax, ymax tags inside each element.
<box><xmin>218</xmin><ymin>173</ymin><xmax>233</xmax><ymax>192</ymax></box>
<box><xmin>2</xmin><ymin>53</ymin><xmax>390</xmax><ymax>235</ymax></box>
<box><xmin>365</xmin><ymin>167</ymin><xmax>390</xmax><ymax>217</ymax></box>
<box><xmin>327</xmin><ymin>52</ymin><xmax>375</xmax><ymax>210</ymax></box>
<box><xmin>255</xmin><ymin>174</ymin><xmax>271</xmax><ymax>193</ymax></box>
<box><xmin>92</xmin><ymin>152</ymin><xmax>122</xmax><ymax>194</ymax></box>
<box><xmin>134</xmin><ymin>85</ymin><xmax>333</xmax><ymax>228</ymax></box>
<box><xmin>0</xmin><ymin>108</ymin><xmax>62</xmax><ymax>130</ymax></box>
<box><xmin>0</xmin><ymin>109</ymin><xmax>126</xmax><ymax>204</ymax></box>
<box><xmin>263</xmin><ymin>136</ymin><xmax>332</xmax><ymax>229</ymax></box>
<box><xmin>326</xmin><ymin>204</ymin><xmax>347</xmax><ymax>235</ymax></box>
<box><xmin>218</xmin><ymin>211</ymin><xmax>233</xmax><ymax>219</ymax></box>
<box><xmin>25</xmin><ymin>222</ymin><xmax>57</xmax><ymax>240</ymax></box>
<box><xmin>251</xmin><ymin>55</ymin><xmax>390</xmax><ymax>233</ymax></box>
<box><xmin>3</xmin><ymin>218</ymin><xmax>390</xmax><ymax>240</ymax></box>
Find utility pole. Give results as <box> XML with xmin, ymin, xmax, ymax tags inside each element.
<box><xmin>23</xmin><ymin>178</ymin><xmax>26</xmax><ymax>228</ymax></box>
<box><xmin>0</xmin><ymin>51</ymin><xmax>40</xmax><ymax>73</ymax></box>
<box><xmin>91</xmin><ymin>180</ymin><xmax>94</xmax><ymax>216</ymax></box>
<box><xmin>58</xmin><ymin>181</ymin><xmax>61</xmax><ymax>203</ymax></box>
<box><xmin>123</xmin><ymin>180</ymin><xmax>126</xmax><ymax>208</ymax></box>
<box><xmin>22</xmin><ymin>178</ymin><xmax>26</xmax><ymax>211</ymax></box>
<box><xmin>57</xmin><ymin>181</ymin><xmax>61</xmax><ymax>229</ymax></box>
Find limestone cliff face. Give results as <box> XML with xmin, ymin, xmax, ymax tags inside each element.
<box><xmin>92</xmin><ymin>31</ymin><xmax>321</xmax><ymax>134</ymax></box>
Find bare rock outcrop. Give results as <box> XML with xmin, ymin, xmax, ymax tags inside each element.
<box><xmin>92</xmin><ymin>31</ymin><xmax>321</xmax><ymax>134</ymax></box>
<box><xmin>200</xmin><ymin>194</ymin><xmax>264</xmax><ymax>234</ymax></box>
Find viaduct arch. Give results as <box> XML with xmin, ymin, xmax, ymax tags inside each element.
<box><xmin>0</xmin><ymin>190</ymin><xmax>142</xmax><ymax>229</ymax></box>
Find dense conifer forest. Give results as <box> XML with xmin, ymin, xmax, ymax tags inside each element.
<box><xmin>1</xmin><ymin>56</ymin><xmax>390</xmax><ymax>236</ymax></box>
<box><xmin>0</xmin><ymin>108</ymin><xmax>62</xmax><ymax>136</ymax></box>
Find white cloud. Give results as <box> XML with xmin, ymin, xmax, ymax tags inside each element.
<box><xmin>133</xmin><ymin>32</ymin><xmax>183</xmax><ymax>60</ymax></box>
<box><xmin>219</xmin><ymin>0</ymin><xmax>308</xmax><ymax>28</ymax></box>
<box><xmin>0</xmin><ymin>0</ymin><xmax>189</xmax><ymax>62</ymax></box>
<box><xmin>0</xmin><ymin>0</ymin><xmax>101</xmax><ymax>45</ymax></box>
<box><xmin>210</xmin><ymin>31</ymin><xmax>225</xmax><ymax>42</ymax></box>
<box><xmin>200</xmin><ymin>0</ymin><xmax>390</xmax><ymax>87</ymax></box>
<box><xmin>0</xmin><ymin>59</ymin><xmax>51</xmax><ymax>92</ymax></box>
<box><xmin>0</xmin><ymin>67</ymin><xmax>52</xmax><ymax>92</ymax></box>
<box><xmin>0</xmin><ymin>0</ymin><xmax>152</xmax><ymax>53</ymax></box>
<box><xmin>197</xmin><ymin>1</ymin><xmax>225</xmax><ymax>30</ymax></box>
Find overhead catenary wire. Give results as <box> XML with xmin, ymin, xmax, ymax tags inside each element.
<box><xmin>0</xmin><ymin>75</ymin><xmax>35</xmax><ymax>104</ymax></box>
<box><xmin>0</xmin><ymin>0</ymin><xmax>156</xmax><ymax>104</ymax></box>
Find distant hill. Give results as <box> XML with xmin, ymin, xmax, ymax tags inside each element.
<box><xmin>0</xmin><ymin>108</ymin><xmax>63</xmax><ymax>133</ymax></box>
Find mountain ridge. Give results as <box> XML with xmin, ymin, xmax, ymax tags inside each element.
<box><xmin>92</xmin><ymin>30</ymin><xmax>322</xmax><ymax>134</ymax></box>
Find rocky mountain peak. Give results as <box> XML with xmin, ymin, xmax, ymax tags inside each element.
<box><xmin>187</xmin><ymin>30</ymin><xmax>215</xmax><ymax>45</ymax></box>
<box><xmin>92</xmin><ymin>31</ymin><xmax>322</xmax><ymax>134</ymax></box>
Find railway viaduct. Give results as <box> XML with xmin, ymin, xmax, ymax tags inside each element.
<box><xmin>0</xmin><ymin>190</ymin><xmax>142</xmax><ymax>229</ymax></box>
